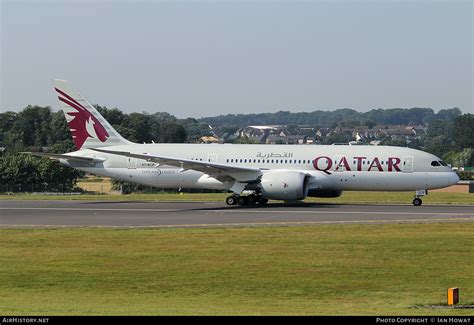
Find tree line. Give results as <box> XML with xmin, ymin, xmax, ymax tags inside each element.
<box><xmin>200</xmin><ymin>107</ymin><xmax>463</xmax><ymax>128</ymax></box>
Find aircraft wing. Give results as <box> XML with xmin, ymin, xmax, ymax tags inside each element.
<box><xmin>91</xmin><ymin>148</ymin><xmax>263</xmax><ymax>182</ymax></box>
<box><xmin>22</xmin><ymin>152</ymin><xmax>105</xmax><ymax>166</ymax></box>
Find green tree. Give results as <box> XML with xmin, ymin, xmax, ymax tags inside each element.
<box><xmin>323</xmin><ymin>132</ymin><xmax>352</xmax><ymax>145</ymax></box>
<box><xmin>435</xmin><ymin>107</ymin><xmax>462</xmax><ymax>122</ymax></box>
<box><xmin>48</xmin><ymin>111</ymin><xmax>71</xmax><ymax>145</ymax></box>
<box><xmin>380</xmin><ymin>137</ymin><xmax>407</xmax><ymax>147</ymax></box>
<box><xmin>95</xmin><ymin>106</ymin><xmax>128</xmax><ymax>126</ymax></box>
<box><xmin>452</xmin><ymin>114</ymin><xmax>474</xmax><ymax>150</ymax></box>
<box><xmin>178</xmin><ymin>118</ymin><xmax>212</xmax><ymax>143</ymax></box>
<box><xmin>14</xmin><ymin>106</ymin><xmax>52</xmax><ymax>147</ymax></box>
<box><xmin>444</xmin><ymin>148</ymin><xmax>474</xmax><ymax>168</ymax></box>
<box><xmin>233</xmin><ymin>136</ymin><xmax>259</xmax><ymax>144</ymax></box>
<box><xmin>422</xmin><ymin>119</ymin><xmax>454</xmax><ymax>157</ymax></box>
<box><xmin>158</xmin><ymin>123</ymin><xmax>187</xmax><ymax>143</ymax></box>
<box><xmin>0</xmin><ymin>111</ymin><xmax>17</xmax><ymax>147</ymax></box>
<box><xmin>126</xmin><ymin>112</ymin><xmax>151</xmax><ymax>143</ymax></box>
<box><xmin>0</xmin><ymin>154</ymin><xmax>81</xmax><ymax>192</ymax></box>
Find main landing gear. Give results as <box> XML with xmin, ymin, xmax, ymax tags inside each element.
<box><xmin>225</xmin><ymin>193</ymin><xmax>268</xmax><ymax>206</ymax></box>
<box><xmin>412</xmin><ymin>190</ymin><xmax>427</xmax><ymax>206</ymax></box>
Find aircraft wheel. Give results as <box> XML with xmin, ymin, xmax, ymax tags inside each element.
<box><xmin>257</xmin><ymin>197</ymin><xmax>269</xmax><ymax>205</ymax></box>
<box><xmin>247</xmin><ymin>195</ymin><xmax>257</xmax><ymax>204</ymax></box>
<box><xmin>237</xmin><ymin>196</ymin><xmax>248</xmax><ymax>206</ymax></box>
<box><xmin>226</xmin><ymin>195</ymin><xmax>238</xmax><ymax>206</ymax></box>
<box><xmin>412</xmin><ymin>198</ymin><xmax>422</xmax><ymax>206</ymax></box>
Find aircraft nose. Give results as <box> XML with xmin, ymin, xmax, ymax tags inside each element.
<box><xmin>448</xmin><ymin>172</ymin><xmax>460</xmax><ymax>186</ymax></box>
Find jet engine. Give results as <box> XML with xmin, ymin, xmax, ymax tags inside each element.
<box><xmin>259</xmin><ymin>171</ymin><xmax>309</xmax><ymax>201</ymax></box>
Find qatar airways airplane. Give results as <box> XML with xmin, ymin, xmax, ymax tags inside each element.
<box><xmin>27</xmin><ymin>79</ymin><xmax>459</xmax><ymax>206</ymax></box>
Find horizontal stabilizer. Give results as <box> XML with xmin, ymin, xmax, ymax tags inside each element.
<box><xmin>22</xmin><ymin>152</ymin><xmax>105</xmax><ymax>165</ymax></box>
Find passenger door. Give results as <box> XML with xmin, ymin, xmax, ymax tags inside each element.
<box><xmin>127</xmin><ymin>157</ymin><xmax>137</xmax><ymax>169</ymax></box>
<box><xmin>402</xmin><ymin>156</ymin><xmax>413</xmax><ymax>173</ymax></box>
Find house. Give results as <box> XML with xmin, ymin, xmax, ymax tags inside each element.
<box><xmin>306</xmin><ymin>137</ymin><xmax>315</xmax><ymax>144</ymax></box>
<box><xmin>315</xmin><ymin>128</ymin><xmax>330</xmax><ymax>139</ymax></box>
<box><xmin>199</xmin><ymin>136</ymin><xmax>220</xmax><ymax>144</ymax></box>
<box><xmin>287</xmin><ymin>135</ymin><xmax>307</xmax><ymax>144</ymax></box>
<box><xmin>266</xmin><ymin>134</ymin><xmax>287</xmax><ymax>144</ymax></box>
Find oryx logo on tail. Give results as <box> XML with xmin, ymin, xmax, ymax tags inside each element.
<box><xmin>55</xmin><ymin>87</ymin><xmax>109</xmax><ymax>149</ymax></box>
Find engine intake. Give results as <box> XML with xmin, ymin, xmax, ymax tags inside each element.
<box><xmin>260</xmin><ymin>171</ymin><xmax>309</xmax><ymax>201</ymax></box>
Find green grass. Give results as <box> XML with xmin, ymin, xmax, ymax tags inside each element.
<box><xmin>0</xmin><ymin>191</ymin><xmax>472</xmax><ymax>205</ymax></box>
<box><xmin>1</xmin><ymin>224</ymin><xmax>473</xmax><ymax>315</ymax></box>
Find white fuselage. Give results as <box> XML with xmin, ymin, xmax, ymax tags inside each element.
<box><xmin>62</xmin><ymin>144</ymin><xmax>459</xmax><ymax>193</ymax></box>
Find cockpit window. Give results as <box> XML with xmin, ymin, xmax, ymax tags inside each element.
<box><xmin>431</xmin><ymin>161</ymin><xmax>441</xmax><ymax>167</ymax></box>
<box><xmin>438</xmin><ymin>161</ymin><xmax>448</xmax><ymax>166</ymax></box>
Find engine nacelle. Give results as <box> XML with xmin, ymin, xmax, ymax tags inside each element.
<box><xmin>260</xmin><ymin>171</ymin><xmax>309</xmax><ymax>201</ymax></box>
<box><xmin>307</xmin><ymin>189</ymin><xmax>343</xmax><ymax>198</ymax></box>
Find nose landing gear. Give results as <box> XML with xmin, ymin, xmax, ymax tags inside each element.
<box><xmin>412</xmin><ymin>190</ymin><xmax>427</xmax><ymax>206</ymax></box>
<box><xmin>412</xmin><ymin>197</ymin><xmax>422</xmax><ymax>206</ymax></box>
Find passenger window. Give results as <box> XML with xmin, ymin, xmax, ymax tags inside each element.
<box><xmin>431</xmin><ymin>161</ymin><xmax>440</xmax><ymax>167</ymax></box>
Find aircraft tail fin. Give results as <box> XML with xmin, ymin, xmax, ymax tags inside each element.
<box><xmin>53</xmin><ymin>79</ymin><xmax>132</xmax><ymax>150</ymax></box>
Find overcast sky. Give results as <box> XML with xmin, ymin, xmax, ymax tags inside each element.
<box><xmin>1</xmin><ymin>0</ymin><xmax>472</xmax><ymax>118</ymax></box>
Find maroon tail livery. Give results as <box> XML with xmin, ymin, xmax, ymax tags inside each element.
<box><xmin>55</xmin><ymin>87</ymin><xmax>109</xmax><ymax>149</ymax></box>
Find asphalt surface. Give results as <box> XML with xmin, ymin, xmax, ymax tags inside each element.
<box><xmin>1</xmin><ymin>200</ymin><xmax>473</xmax><ymax>228</ymax></box>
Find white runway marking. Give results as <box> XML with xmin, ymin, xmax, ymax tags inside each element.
<box><xmin>1</xmin><ymin>217</ymin><xmax>473</xmax><ymax>229</ymax></box>
<box><xmin>1</xmin><ymin>207</ymin><xmax>474</xmax><ymax>216</ymax></box>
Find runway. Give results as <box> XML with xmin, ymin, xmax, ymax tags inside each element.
<box><xmin>1</xmin><ymin>200</ymin><xmax>473</xmax><ymax>228</ymax></box>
